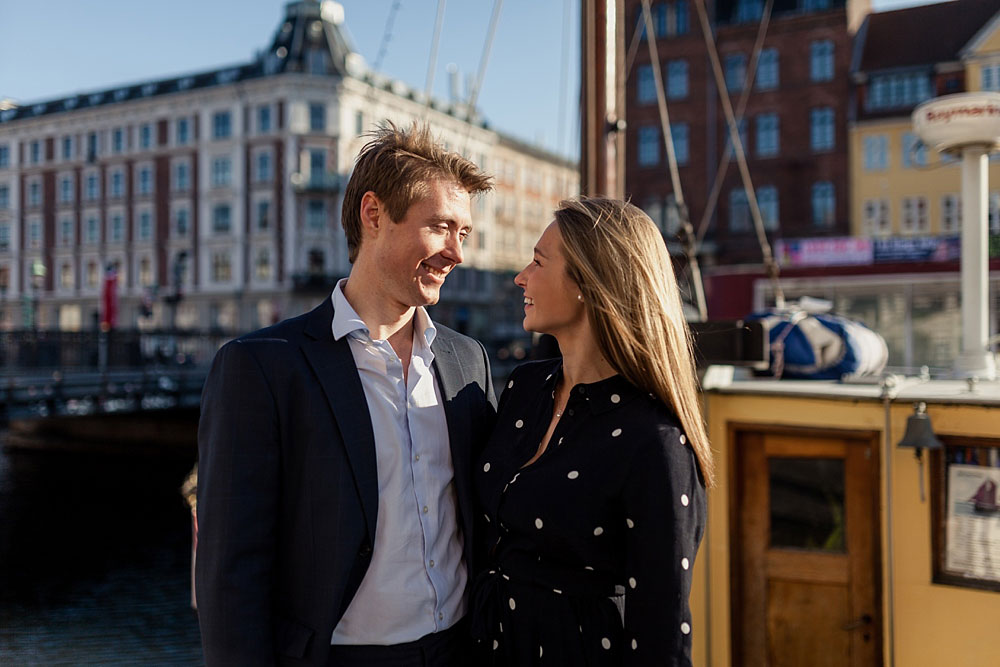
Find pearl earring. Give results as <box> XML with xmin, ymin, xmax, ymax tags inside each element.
<box><xmin>577</xmin><ymin>294</ymin><xmax>583</xmax><ymax>302</ymax></box>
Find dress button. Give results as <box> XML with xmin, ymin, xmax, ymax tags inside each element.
<box><xmin>567</xmin><ymin>409</ymin><xmax>574</xmax><ymax>416</ymax></box>
<box><xmin>577</xmin><ymin>386</ymin><xmax>586</xmax><ymax>395</ymax></box>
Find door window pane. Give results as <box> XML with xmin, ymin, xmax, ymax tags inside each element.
<box><xmin>769</xmin><ymin>457</ymin><xmax>845</xmax><ymax>552</ymax></box>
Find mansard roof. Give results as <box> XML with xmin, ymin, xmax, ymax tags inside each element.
<box><xmin>1</xmin><ymin>1</ymin><xmax>354</xmax><ymax>126</ymax></box>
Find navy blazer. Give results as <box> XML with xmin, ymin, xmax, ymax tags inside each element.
<box><xmin>195</xmin><ymin>299</ymin><xmax>497</xmax><ymax>666</ymax></box>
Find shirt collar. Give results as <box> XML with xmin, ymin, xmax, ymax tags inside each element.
<box><xmin>330</xmin><ymin>278</ymin><xmax>438</xmax><ymax>350</ymax></box>
<box><xmin>545</xmin><ymin>361</ymin><xmax>642</xmax><ymax>415</ymax></box>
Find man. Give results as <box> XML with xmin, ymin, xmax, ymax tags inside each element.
<box><xmin>196</xmin><ymin>123</ymin><xmax>496</xmax><ymax>667</ymax></box>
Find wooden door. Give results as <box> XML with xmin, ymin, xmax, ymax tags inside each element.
<box><xmin>732</xmin><ymin>430</ymin><xmax>882</xmax><ymax>667</ymax></box>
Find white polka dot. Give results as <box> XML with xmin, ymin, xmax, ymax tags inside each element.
<box><xmin>626</xmin><ymin>518</ymin><xmax>635</xmax><ymax>528</ymax></box>
<box><xmin>553</xmin><ymin>588</ymin><xmax>562</xmax><ymax>594</ymax></box>
<box><xmin>593</xmin><ymin>526</ymin><xmax>604</xmax><ymax>536</ymax></box>
<box><xmin>539</xmin><ymin>646</ymin><xmax>544</xmax><ymax>658</ymax></box>
<box><xmin>610</xmin><ymin>393</ymin><xmax>620</xmax><ymax>403</ymax></box>
<box><xmin>509</xmin><ymin>597</ymin><xmax>516</xmax><ymax>610</ymax></box>
<box><xmin>584</xmin><ymin>565</ymin><xmax>594</xmax><ymax>571</ymax></box>
<box><xmin>515</xmin><ymin>419</ymin><xmax>524</xmax><ymax>429</ymax></box>
<box><xmin>612</xmin><ymin>428</ymin><xmax>622</xmax><ymax>437</ymax></box>
<box><xmin>507</xmin><ymin>380</ymin><xmax>514</xmax><ymax>389</ymax></box>
<box><xmin>484</xmin><ymin>514</ymin><xmax>490</xmax><ymax>522</ymax></box>
<box><xmin>681</xmin><ymin>557</ymin><xmax>690</xmax><ymax>570</ymax></box>
<box><xmin>535</xmin><ymin>518</ymin><xmax>544</xmax><ymax>529</ymax></box>
<box><xmin>681</xmin><ymin>493</ymin><xmax>689</xmax><ymax>506</ymax></box>
<box><xmin>680</xmin><ymin>622</ymin><xmax>691</xmax><ymax>635</ymax></box>
<box><xmin>502</xmin><ymin>574</ymin><xmax>510</xmax><ymax>580</ymax></box>
<box><xmin>483</xmin><ymin>462</ymin><xmax>491</xmax><ymax>472</ymax></box>
<box><xmin>579</xmin><ymin>625</ymin><xmax>584</xmax><ymax>633</ymax></box>
<box><xmin>557</xmin><ymin>437</ymin><xmax>564</xmax><ymax>446</ymax></box>
<box><xmin>679</xmin><ymin>433</ymin><xmax>687</xmax><ymax>444</ymax></box>
<box><xmin>601</xmin><ymin>637</ymin><xmax>611</xmax><ymax>649</ymax></box>
<box><xmin>631</xmin><ymin>639</ymin><xmax>638</xmax><ymax>650</ymax></box>
<box><xmin>493</xmin><ymin>639</ymin><xmax>499</xmax><ymax>650</ymax></box>
<box><xmin>500</xmin><ymin>622</ymin><xmax>503</xmax><ymax>633</ymax></box>
<box><xmin>567</xmin><ymin>470</ymin><xmax>579</xmax><ymax>479</ymax></box>
<box><xmin>628</xmin><ymin>577</ymin><xmax>637</xmax><ymax>589</ymax></box>
<box><xmin>546</xmin><ymin>374</ymin><xmax>552</xmax><ymax>381</ymax></box>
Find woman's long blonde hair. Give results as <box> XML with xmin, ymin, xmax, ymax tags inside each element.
<box><xmin>554</xmin><ymin>196</ymin><xmax>715</xmax><ymax>487</ymax></box>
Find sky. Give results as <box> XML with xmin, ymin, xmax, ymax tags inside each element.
<box><xmin>0</xmin><ymin>0</ymin><xmax>950</xmax><ymax>160</ymax></box>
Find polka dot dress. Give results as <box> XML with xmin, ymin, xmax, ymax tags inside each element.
<box><xmin>472</xmin><ymin>359</ymin><xmax>706</xmax><ymax>666</ymax></box>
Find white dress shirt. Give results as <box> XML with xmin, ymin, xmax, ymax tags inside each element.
<box><xmin>329</xmin><ymin>279</ymin><xmax>467</xmax><ymax>645</ymax></box>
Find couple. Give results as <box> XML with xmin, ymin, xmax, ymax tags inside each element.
<box><xmin>196</xmin><ymin>124</ymin><xmax>712</xmax><ymax>667</ymax></box>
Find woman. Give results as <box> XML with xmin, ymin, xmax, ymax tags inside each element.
<box><xmin>471</xmin><ymin>197</ymin><xmax>714</xmax><ymax>666</ymax></box>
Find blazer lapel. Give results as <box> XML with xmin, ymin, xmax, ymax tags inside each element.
<box><xmin>431</xmin><ymin>334</ymin><xmax>473</xmax><ymax>547</ymax></box>
<box><xmin>300</xmin><ymin>300</ymin><xmax>379</xmax><ymax>542</ymax></box>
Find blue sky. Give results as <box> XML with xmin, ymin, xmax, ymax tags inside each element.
<box><xmin>0</xmin><ymin>0</ymin><xmax>947</xmax><ymax>160</ymax></box>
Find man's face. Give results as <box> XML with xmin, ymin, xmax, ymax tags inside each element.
<box><xmin>369</xmin><ymin>179</ymin><xmax>472</xmax><ymax>309</ymax></box>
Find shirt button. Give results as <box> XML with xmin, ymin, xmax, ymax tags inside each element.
<box><xmin>439</xmin><ymin>612</ymin><xmax>444</xmax><ymax>620</ymax></box>
<box><xmin>414</xmin><ymin>454</ymin><xmax>421</xmax><ymax>461</ymax></box>
<box><xmin>429</xmin><ymin>560</ymin><xmax>435</xmax><ymax>568</ymax></box>
<box><xmin>423</xmin><ymin>506</ymin><xmax>429</xmax><ymax>514</ymax></box>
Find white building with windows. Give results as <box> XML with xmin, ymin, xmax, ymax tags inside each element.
<box><xmin>0</xmin><ymin>0</ymin><xmax>577</xmax><ymax>335</ymax></box>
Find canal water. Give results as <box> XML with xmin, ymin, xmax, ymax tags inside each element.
<box><xmin>0</xmin><ymin>440</ymin><xmax>203</xmax><ymax>664</ymax></box>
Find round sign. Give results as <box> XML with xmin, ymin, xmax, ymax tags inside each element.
<box><xmin>912</xmin><ymin>92</ymin><xmax>1000</xmax><ymax>154</ymax></box>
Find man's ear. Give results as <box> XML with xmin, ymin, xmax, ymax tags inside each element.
<box><xmin>359</xmin><ymin>191</ymin><xmax>382</xmax><ymax>238</ymax></box>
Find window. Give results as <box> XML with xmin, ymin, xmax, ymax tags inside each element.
<box><xmin>139</xmin><ymin>257</ymin><xmax>152</xmax><ymax>287</ymax></box>
<box><xmin>85</xmin><ymin>173</ymin><xmax>99</xmax><ymax>201</ymax></box>
<box><xmin>729</xmin><ymin>189</ymin><xmax>750</xmax><ymax>231</ymax></box>
<box><xmin>86</xmin><ymin>261</ymin><xmax>98</xmax><ymax>288</ymax></box>
<box><xmin>655</xmin><ymin>3</ymin><xmax>668</xmax><ymax>36</ymax></box>
<box><xmin>60</xmin><ymin>261</ymin><xmax>73</xmax><ymax>290</ymax></box>
<box><xmin>30</xmin><ymin>140</ymin><xmax>41</xmax><ymax>164</ymax></box>
<box><xmin>735</xmin><ymin>0</ymin><xmax>763</xmax><ymax>22</ymax></box>
<box><xmin>111</xmin><ymin>170</ymin><xmax>124</xmax><ymax>198</ymax></box>
<box><xmin>57</xmin><ymin>176</ymin><xmax>73</xmax><ymax>204</ymax></box>
<box><xmin>638</xmin><ymin>126</ymin><xmax>659</xmax><ymax>166</ymax></box>
<box><xmin>28</xmin><ymin>181</ymin><xmax>41</xmax><ymax>207</ymax></box>
<box><xmin>85</xmin><ymin>215</ymin><xmax>99</xmax><ymax>244</ymax></box>
<box><xmin>213</xmin><ymin>111</ymin><xmax>232</xmax><ymax>139</ymax></box>
<box><xmin>902</xmin><ymin>132</ymin><xmax>927</xmax><ymax>168</ymax></box>
<box><xmin>667</xmin><ymin>60</ymin><xmax>688</xmax><ymax>99</ymax></box>
<box><xmin>308</xmin><ymin>49</ymin><xmax>327</xmax><ymax>74</ymax></box>
<box><xmin>810</xmin><ymin>107</ymin><xmax>835</xmax><ymax>151</ymax></box>
<box><xmin>864</xmin><ymin>198</ymin><xmax>891</xmax><ymax>236</ymax></box>
<box><xmin>113</xmin><ymin>128</ymin><xmax>125</xmax><ymax>154</ymax></box>
<box><xmin>982</xmin><ymin>63</ymin><xmax>1000</xmax><ymax>92</ymax></box>
<box><xmin>901</xmin><ymin>196</ymin><xmax>929</xmax><ymax>234</ymax></box>
<box><xmin>0</xmin><ymin>223</ymin><xmax>9</xmax><ymax>251</ymax></box>
<box><xmin>255</xmin><ymin>248</ymin><xmax>272</xmax><ymax>281</ymax></box>
<box><xmin>213</xmin><ymin>204</ymin><xmax>231</xmax><ymax>234</ymax></box>
<box><xmin>211</xmin><ymin>251</ymin><xmax>232</xmax><ymax>283</ymax></box>
<box><xmin>355</xmin><ymin>110</ymin><xmax>364</xmax><ymax>136</ymax></box>
<box><xmin>810</xmin><ymin>40</ymin><xmax>834</xmax><ymax>82</ymax></box>
<box><xmin>811</xmin><ymin>182</ymin><xmax>835</xmax><ymax>227</ymax></box>
<box><xmin>212</xmin><ymin>157</ymin><xmax>232</xmax><ymax>188</ymax></box>
<box><xmin>676</xmin><ymin>0</ymin><xmax>689</xmax><ymax>35</ymax></box>
<box><xmin>60</xmin><ymin>217</ymin><xmax>74</xmax><ymax>246</ymax></box>
<box><xmin>724</xmin><ymin>53</ymin><xmax>747</xmax><ymax>92</ymax></box>
<box><xmin>257</xmin><ymin>201</ymin><xmax>271</xmax><ymax>231</ymax></box>
<box><xmin>138</xmin><ymin>166</ymin><xmax>152</xmax><ymax>195</ymax></box>
<box><xmin>0</xmin><ymin>184</ymin><xmax>8</xmax><ymax>209</ymax></box>
<box><xmin>28</xmin><ymin>220</ymin><xmax>41</xmax><ymax>248</ymax></box>
<box><xmin>309</xmin><ymin>103</ymin><xmax>326</xmax><ymax>132</ymax></box>
<box><xmin>804</xmin><ymin>0</ymin><xmax>832</xmax><ymax>8</ymax></box>
<box><xmin>756</xmin><ymin>113</ymin><xmax>779</xmax><ymax>157</ymax></box>
<box><xmin>637</xmin><ymin>65</ymin><xmax>656</xmax><ymax>104</ymax></box>
<box><xmin>258</xmin><ymin>105</ymin><xmax>272</xmax><ymax>133</ymax></box>
<box><xmin>863</xmin><ymin>135</ymin><xmax>888</xmax><ymax>170</ymax></box>
<box><xmin>758</xmin><ymin>186</ymin><xmax>779</xmax><ymax>230</ymax></box>
<box><xmin>138</xmin><ymin>211</ymin><xmax>152</xmax><ymax>241</ymax></box>
<box><xmin>175</xmin><ymin>208</ymin><xmax>189</xmax><ymax>237</ymax></box>
<box><xmin>941</xmin><ymin>194</ymin><xmax>960</xmax><ymax>234</ymax></box>
<box><xmin>307</xmin><ymin>200</ymin><xmax>326</xmax><ymax>230</ymax></box>
<box><xmin>62</xmin><ymin>136</ymin><xmax>74</xmax><ymax>160</ymax></box>
<box><xmin>110</xmin><ymin>214</ymin><xmax>124</xmax><ymax>242</ymax></box>
<box><xmin>309</xmin><ymin>149</ymin><xmax>327</xmax><ymax>184</ymax></box>
<box><xmin>756</xmin><ymin>49</ymin><xmax>779</xmax><ymax>90</ymax></box>
<box><xmin>174</xmin><ymin>162</ymin><xmax>190</xmax><ymax>191</ymax></box>
<box><xmin>0</xmin><ymin>144</ymin><xmax>8</xmax><ymax>168</ymax></box>
<box><xmin>87</xmin><ymin>132</ymin><xmax>98</xmax><ymax>160</ymax></box>
<box><xmin>989</xmin><ymin>191</ymin><xmax>1000</xmax><ymax>234</ymax></box>
<box><xmin>256</xmin><ymin>151</ymin><xmax>272</xmax><ymax>183</ymax></box>
<box><xmin>671</xmin><ymin>123</ymin><xmax>689</xmax><ymax>165</ymax></box>
<box><xmin>176</xmin><ymin>118</ymin><xmax>190</xmax><ymax>145</ymax></box>
<box><xmin>139</xmin><ymin>124</ymin><xmax>153</xmax><ymax>150</ymax></box>
<box><xmin>867</xmin><ymin>72</ymin><xmax>933</xmax><ymax>110</ymax></box>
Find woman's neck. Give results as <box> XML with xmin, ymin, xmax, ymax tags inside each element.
<box><xmin>556</xmin><ymin>328</ymin><xmax>617</xmax><ymax>388</ymax></box>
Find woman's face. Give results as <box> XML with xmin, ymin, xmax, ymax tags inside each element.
<box><xmin>514</xmin><ymin>222</ymin><xmax>586</xmax><ymax>336</ymax></box>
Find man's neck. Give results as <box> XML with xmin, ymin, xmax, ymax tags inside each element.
<box><xmin>342</xmin><ymin>273</ymin><xmax>416</xmax><ymax>344</ymax></box>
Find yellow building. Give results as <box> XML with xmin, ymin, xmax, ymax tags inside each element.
<box><xmin>850</xmin><ymin>0</ymin><xmax>1000</xmax><ymax>238</ymax></box>
<box><xmin>691</xmin><ymin>376</ymin><xmax>1000</xmax><ymax>666</ymax></box>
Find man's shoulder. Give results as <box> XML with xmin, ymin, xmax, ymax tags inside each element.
<box><xmin>433</xmin><ymin>323</ymin><xmax>486</xmax><ymax>357</ymax></box>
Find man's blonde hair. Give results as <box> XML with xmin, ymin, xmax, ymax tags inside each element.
<box><xmin>341</xmin><ymin>122</ymin><xmax>493</xmax><ymax>262</ymax></box>
<box><xmin>554</xmin><ymin>196</ymin><xmax>715</xmax><ymax>487</ymax></box>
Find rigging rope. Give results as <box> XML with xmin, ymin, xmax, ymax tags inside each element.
<box><xmin>640</xmin><ymin>0</ymin><xmax>707</xmax><ymax>320</ymax></box>
<box><xmin>693</xmin><ymin>0</ymin><xmax>785</xmax><ymax>308</ymax></box>
<box><xmin>557</xmin><ymin>0</ymin><xmax>573</xmax><ymax>156</ymax></box>
<box><xmin>422</xmin><ymin>0</ymin><xmax>448</xmax><ymax>119</ymax></box>
<box><xmin>461</xmin><ymin>0</ymin><xmax>504</xmax><ymax>154</ymax></box>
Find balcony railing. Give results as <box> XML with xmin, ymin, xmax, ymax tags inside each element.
<box><xmin>291</xmin><ymin>172</ymin><xmax>344</xmax><ymax>193</ymax></box>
